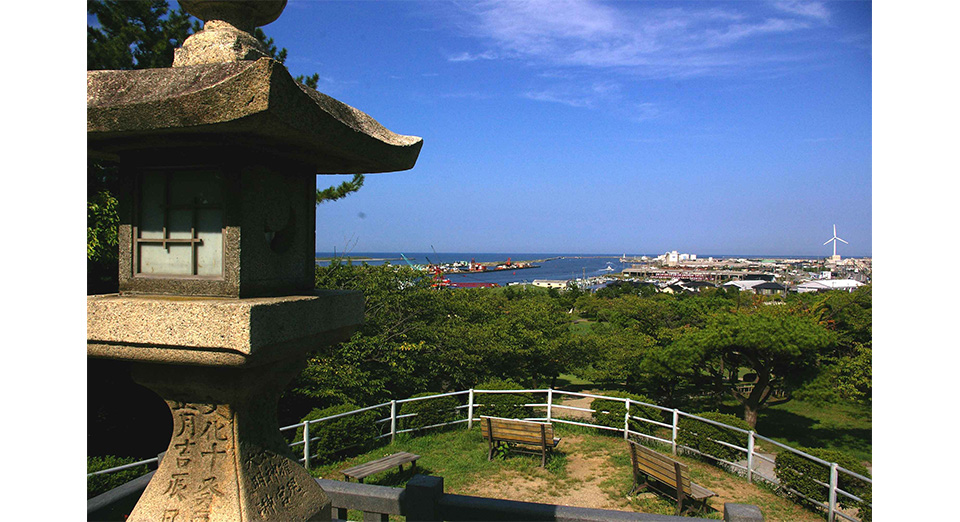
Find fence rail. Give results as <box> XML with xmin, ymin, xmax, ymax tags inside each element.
<box><xmin>90</xmin><ymin>387</ymin><xmax>870</xmax><ymax>522</ymax></box>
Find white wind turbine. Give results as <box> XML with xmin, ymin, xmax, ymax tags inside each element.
<box><xmin>823</xmin><ymin>224</ymin><xmax>849</xmax><ymax>257</ymax></box>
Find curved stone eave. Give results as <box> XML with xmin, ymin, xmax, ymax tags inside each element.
<box><xmin>87</xmin><ymin>58</ymin><xmax>422</xmax><ymax>174</ymax></box>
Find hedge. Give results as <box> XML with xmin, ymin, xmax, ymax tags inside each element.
<box><xmin>590</xmin><ymin>391</ymin><xmax>664</xmax><ymax>436</ymax></box>
<box><xmin>676</xmin><ymin>411</ymin><xmax>752</xmax><ymax>462</ymax></box>
<box><xmin>87</xmin><ymin>455</ymin><xmax>150</xmax><ymax>499</ymax></box>
<box><xmin>295</xmin><ymin>403</ymin><xmax>378</xmax><ymax>465</ymax></box>
<box><xmin>400</xmin><ymin>392</ymin><xmax>461</xmax><ymax>433</ymax></box>
<box><xmin>775</xmin><ymin>446</ymin><xmax>871</xmax><ymax>519</ymax></box>
<box><xmin>475</xmin><ymin>378</ymin><xmax>533</xmax><ymax>419</ymax></box>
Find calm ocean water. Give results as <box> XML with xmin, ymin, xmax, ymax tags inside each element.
<box><xmin>315</xmin><ymin>252</ymin><xmax>825</xmax><ymax>286</ymax></box>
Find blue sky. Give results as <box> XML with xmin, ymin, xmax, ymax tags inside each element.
<box><xmin>257</xmin><ymin>1</ymin><xmax>873</xmax><ymax>256</ymax></box>
<box><xmin>90</xmin><ymin>0</ymin><xmax>872</xmax><ymax>257</ymax></box>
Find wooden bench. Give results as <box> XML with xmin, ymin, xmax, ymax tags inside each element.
<box><xmin>480</xmin><ymin>416</ymin><xmax>561</xmax><ymax>467</ymax></box>
<box><xmin>341</xmin><ymin>451</ymin><xmax>420</xmax><ymax>483</ymax></box>
<box><xmin>628</xmin><ymin>441</ymin><xmax>716</xmax><ymax>515</ymax></box>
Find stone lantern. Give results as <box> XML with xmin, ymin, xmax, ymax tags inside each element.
<box><xmin>86</xmin><ymin>1</ymin><xmax>422</xmax><ymax>520</ymax></box>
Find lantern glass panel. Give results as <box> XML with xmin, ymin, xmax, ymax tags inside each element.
<box><xmin>135</xmin><ymin>169</ymin><xmax>224</xmax><ymax>277</ymax></box>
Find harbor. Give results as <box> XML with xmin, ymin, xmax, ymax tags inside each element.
<box><xmin>316</xmin><ymin>251</ymin><xmax>870</xmax><ymax>292</ymax></box>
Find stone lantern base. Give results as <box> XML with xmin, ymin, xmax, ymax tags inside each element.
<box><xmin>128</xmin><ymin>359</ymin><xmax>329</xmax><ymax>522</ymax></box>
<box><xmin>88</xmin><ymin>291</ymin><xmax>364</xmax><ymax>522</ymax></box>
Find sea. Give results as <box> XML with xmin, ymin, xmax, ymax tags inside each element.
<box><xmin>315</xmin><ymin>252</ymin><xmax>827</xmax><ymax>286</ymax></box>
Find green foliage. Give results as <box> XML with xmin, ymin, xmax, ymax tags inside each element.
<box><xmin>671</xmin><ymin>308</ymin><xmax>836</xmax><ymax>426</ymax></box>
<box><xmin>87</xmin><ymin>190</ymin><xmax>120</xmax><ymax>263</ymax></box>
<box><xmin>87</xmin><ymin>455</ymin><xmax>149</xmax><ymax>499</ymax></box>
<box><xmin>590</xmin><ymin>391</ymin><xmax>664</xmax><ymax>436</ymax></box>
<box><xmin>316</xmin><ymin>173</ymin><xmax>366</xmax><ymax>203</ymax></box>
<box><xmin>400</xmin><ymin>393</ymin><xmax>461</xmax><ymax>433</ymax></box>
<box><xmin>813</xmin><ymin>286</ymin><xmax>872</xmax><ymax>355</ymax></box>
<box><xmin>775</xmin><ymin>446</ymin><xmax>871</xmax><ymax>514</ymax></box>
<box><xmin>676</xmin><ymin>411</ymin><xmax>752</xmax><ymax>462</ymax></box>
<box><xmin>295</xmin><ymin>403</ymin><xmax>379</xmax><ymax>465</ymax></box>
<box><xmin>475</xmin><ymin>379</ymin><xmax>532</xmax><ymax>419</ymax></box>
<box><xmin>858</xmin><ymin>490</ymin><xmax>872</xmax><ymax>522</ymax></box>
<box><xmin>87</xmin><ymin>0</ymin><xmax>195</xmax><ymax>70</ymax></box>
<box><xmin>834</xmin><ymin>343</ymin><xmax>871</xmax><ymax>403</ymax></box>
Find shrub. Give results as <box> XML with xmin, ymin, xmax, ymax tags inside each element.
<box><xmin>775</xmin><ymin>447</ymin><xmax>871</xmax><ymax>515</ymax></box>
<box><xmin>399</xmin><ymin>392</ymin><xmax>460</xmax><ymax>433</ymax></box>
<box><xmin>475</xmin><ymin>378</ymin><xmax>533</xmax><ymax>419</ymax></box>
<box><xmin>87</xmin><ymin>455</ymin><xmax>150</xmax><ymax>499</ymax></box>
<box><xmin>676</xmin><ymin>411</ymin><xmax>752</xmax><ymax>462</ymax></box>
<box><xmin>590</xmin><ymin>391</ymin><xmax>664</xmax><ymax>436</ymax></box>
<box><xmin>295</xmin><ymin>403</ymin><xmax>378</xmax><ymax>465</ymax></box>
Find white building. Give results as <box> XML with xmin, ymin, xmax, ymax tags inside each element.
<box><xmin>532</xmin><ymin>280</ymin><xmax>568</xmax><ymax>289</ymax></box>
<box><xmin>795</xmin><ymin>279</ymin><xmax>864</xmax><ymax>293</ymax></box>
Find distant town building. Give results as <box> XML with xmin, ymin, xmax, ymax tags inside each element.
<box><xmin>753</xmin><ymin>282</ymin><xmax>787</xmax><ymax>296</ymax></box>
<box><xmin>532</xmin><ymin>280</ymin><xmax>568</xmax><ymax>289</ymax></box>
<box><xmin>795</xmin><ymin>279</ymin><xmax>865</xmax><ymax>293</ymax></box>
<box><xmin>722</xmin><ymin>280</ymin><xmax>768</xmax><ymax>293</ymax></box>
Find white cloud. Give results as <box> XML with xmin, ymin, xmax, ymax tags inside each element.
<box><xmin>771</xmin><ymin>1</ymin><xmax>831</xmax><ymax>21</ymax></box>
<box><xmin>447</xmin><ymin>50</ymin><xmax>499</xmax><ymax>62</ymax></box>
<box><xmin>448</xmin><ymin>0</ymin><xmax>831</xmax><ymax>78</ymax></box>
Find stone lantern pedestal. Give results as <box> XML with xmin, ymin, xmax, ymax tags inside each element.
<box><xmin>86</xmin><ymin>1</ymin><xmax>422</xmax><ymax>520</ymax></box>
<box><xmin>88</xmin><ymin>292</ymin><xmax>364</xmax><ymax>521</ymax></box>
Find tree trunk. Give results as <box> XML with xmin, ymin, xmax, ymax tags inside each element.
<box><xmin>743</xmin><ymin>403</ymin><xmax>759</xmax><ymax>429</ymax></box>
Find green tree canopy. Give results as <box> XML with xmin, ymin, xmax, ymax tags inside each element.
<box><xmin>670</xmin><ymin>309</ymin><xmax>835</xmax><ymax>428</ymax></box>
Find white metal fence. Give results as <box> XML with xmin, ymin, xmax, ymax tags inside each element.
<box><xmin>90</xmin><ymin>388</ymin><xmax>870</xmax><ymax>522</ymax></box>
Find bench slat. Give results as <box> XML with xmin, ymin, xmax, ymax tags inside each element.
<box><xmin>342</xmin><ymin>452</ymin><xmax>420</xmax><ymax>480</ymax></box>
<box><xmin>632</xmin><ymin>451</ymin><xmax>692</xmax><ymax>492</ymax></box>
<box><xmin>690</xmin><ymin>482</ymin><xmax>716</xmax><ymax>501</ymax></box>
<box><xmin>480</xmin><ymin>416</ymin><xmax>559</xmax><ymax>467</ymax></box>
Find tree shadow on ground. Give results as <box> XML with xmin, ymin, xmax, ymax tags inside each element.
<box><xmin>754</xmin><ymin>409</ymin><xmax>872</xmax><ymax>460</ymax></box>
<box><xmin>365</xmin><ymin>464</ymin><xmax>435</xmax><ymax>487</ymax></box>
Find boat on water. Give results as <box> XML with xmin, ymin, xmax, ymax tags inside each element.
<box><xmin>429</xmin><ymin>257</ymin><xmax>540</xmax><ymax>275</ymax></box>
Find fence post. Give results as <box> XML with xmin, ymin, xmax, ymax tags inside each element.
<box><xmin>302</xmin><ymin>421</ymin><xmax>310</xmax><ymax>470</ymax></box>
<box><xmin>623</xmin><ymin>399</ymin><xmax>631</xmax><ymax>440</ymax></box>
<box><xmin>467</xmin><ymin>389</ymin><xmax>475</xmax><ymax>429</ymax></box>
<box><xmin>390</xmin><ymin>400</ymin><xmax>397</xmax><ymax>444</ymax></box>
<box><xmin>546</xmin><ymin>388</ymin><xmax>553</xmax><ymax>421</ymax></box>
<box><xmin>671</xmin><ymin>409</ymin><xmax>679</xmax><ymax>455</ymax></box>
<box><xmin>746</xmin><ymin>431</ymin><xmax>755</xmax><ymax>483</ymax></box>
<box><xmin>827</xmin><ymin>462</ymin><xmax>838</xmax><ymax>522</ymax></box>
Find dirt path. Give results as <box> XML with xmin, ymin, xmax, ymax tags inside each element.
<box><xmin>464</xmin><ymin>434</ymin><xmax>631</xmax><ymax>511</ymax></box>
<box><xmin>552</xmin><ymin>393</ymin><xmax>595</xmax><ymax>421</ymax></box>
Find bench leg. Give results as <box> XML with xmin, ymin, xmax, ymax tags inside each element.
<box><xmin>629</xmin><ymin>475</ymin><xmax>649</xmax><ymax>497</ymax></box>
<box><xmin>674</xmin><ymin>462</ymin><xmax>685</xmax><ymax>517</ymax></box>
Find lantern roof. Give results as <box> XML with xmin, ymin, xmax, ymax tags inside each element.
<box><xmin>87</xmin><ymin>57</ymin><xmax>422</xmax><ymax>174</ymax></box>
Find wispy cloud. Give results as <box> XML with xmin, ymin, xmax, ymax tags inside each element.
<box><xmin>771</xmin><ymin>1</ymin><xmax>831</xmax><ymax>21</ymax></box>
<box><xmin>524</xmin><ymin>80</ymin><xmax>660</xmax><ymax>122</ymax></box>
<box><xmin>447</xmin><ymin>50</ymin><xmax>499</xmax><ymax>62</ymax></box>
<box><xmin>446</xmin><ymin>0</ymin><xmax>832</xmax><ymax>78</ymax></box>
<box><xmin>441</xmin><ymin>91</ymin><xmax>496</xmax><ymax>100</ymax></box>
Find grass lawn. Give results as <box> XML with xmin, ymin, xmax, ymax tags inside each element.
<box><xmin>308</xmin><ymin>423</ymin><xmax>845</xmax><ymax>521</ymax></box>
<box><xmin>715</xmin><ymin>398</ymin><xmax>872</xmax><ymax>465</ymax></box>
